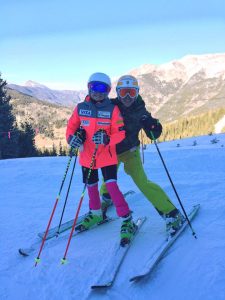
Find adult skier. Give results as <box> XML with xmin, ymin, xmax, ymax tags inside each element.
<box><xmin>66</xmin><ymin>72</ymin><xmax>137</xmax><ymax>245</ymax></box>
<box><xmin>100</xmin><ymin>75</ymin><xmax>185</xmax><ymax>237</ymax></box>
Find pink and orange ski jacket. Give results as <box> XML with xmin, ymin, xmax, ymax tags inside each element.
<box><xmin>66</xmin><ymin>96</ymin><xmax>125</xmax><ymax>169</ymax></box>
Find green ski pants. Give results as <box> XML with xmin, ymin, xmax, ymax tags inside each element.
<box><xmin>100</xmin><ymin>147</ymin><xmax>176</xmax><ymax>215</ymax></box>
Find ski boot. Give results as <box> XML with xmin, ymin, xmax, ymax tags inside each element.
<box><xmin>165</xmin><ymin>209</ymin><xmax>185</xmax><ymax>238</ymax></box>
<box><xmin>120</xmin><ymin>213</ymin><xmax>137</xmax><ymax>247</ymax></box>
<box><xmin>76</xmin><ymin>209</ymin><xmax>103</xmax><ymax>232</ymax></box>
<box><xmin>101</xmin><ymin>193</ymin><xmax>113</xmax><ymax>219</ymax></box>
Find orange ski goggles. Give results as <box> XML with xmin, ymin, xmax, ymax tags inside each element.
<box><xmin>117</xmin><ymin>88</ymin><xmax>138</xmax><ymax>99</ymax></box>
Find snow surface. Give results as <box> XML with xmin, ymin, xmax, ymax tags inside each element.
<box><xmin>1</xmin><ymin>133</ymin><xmax>225</xmax><ymax>300</ymax></box>
<box><xmin>215</xmin><ymin>115</ymin><xmax>225</xmax><ymax>134</ymax></box>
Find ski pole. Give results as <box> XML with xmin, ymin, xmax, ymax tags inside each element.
<box><xmin>34</xmin><ymin>154</ymin><xmax>74</xmax><ymax>267</ymax></box>
<box><xmin>61</xmin><ymin>145</ymin><xmax>99</xmax><ymax>264</ymax></box>
<box><xmin>150</xmin><ymin>131</ymin><xmax>197</xmax><ymax>239</ymax></box>
<box><xmin>140</xmin><ymin>129</ymin><xmax>145</xmax><ymax>164</ymax></box>
<box><xmin>56</xmin><ymin>149</ymin><xmax>79</xmax><ymax>236</ymax></box>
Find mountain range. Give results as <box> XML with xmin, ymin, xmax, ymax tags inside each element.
<box><xmin>7</xmin><ymin>80</ymin><xmax>86</xmax><ymax>107</ymax></box>
<box><xmin>7</xmin><ymin>53</ymin><xmax>225</xmax><ymax>123</ymax></box>
<box><xmin>130</xmin><ymin>53</ymin><xmax>225</xmax><ymax>121</ymax></box>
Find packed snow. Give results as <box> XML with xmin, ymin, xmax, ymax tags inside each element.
<box><xmin>0</xmin><ymin>133</ymin><xmax>225</xmax><ymax>300</ymax></box>
<box><xmin>215</xmin><ymin>115</ymin><xmax>225</xmax><ymax>134</ymax></box>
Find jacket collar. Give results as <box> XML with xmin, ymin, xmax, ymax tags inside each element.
<box><xmin>111</xmin><ymin>95</ymin><xmax>145</xmax><ymax>111</ymax></box>
<box><xmin>84</xmin><ymin>95</ymin><xmax>111</xmax><ymax>108</ymax></box>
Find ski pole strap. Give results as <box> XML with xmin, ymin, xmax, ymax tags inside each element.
<box><xmin>86</xmin><ymin>144</ymin><xmax>98</xmax><ymax>181</ymax></box>
<box><xmin>150</xmin><ymin>131</ymin><xmax>197</xmax><ymax>239</ymax></box>
<box><xmin>140</xmin><ymin>129</ymin><xmax>144</xmax><ymax>164</ymax></box>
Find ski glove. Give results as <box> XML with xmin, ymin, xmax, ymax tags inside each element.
<box><xmin>140</xmin><ymin>115</ymin><xmax>162</xmax><ymax>140</ymax></box>
<box><xmin>92</xmin><ymin>129</ymin><xmax>110</xmax><ymax>145</ymax></box>
<box><xmin>68</xmin><ymin>127</ymin><xmax>86</xmax><ymax>149</ymax></box>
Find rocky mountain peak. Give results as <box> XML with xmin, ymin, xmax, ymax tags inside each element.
<box><xmin>24</xmin><ymin>80</ymin><xmax>48</xmax><ymax>89</ymax></box>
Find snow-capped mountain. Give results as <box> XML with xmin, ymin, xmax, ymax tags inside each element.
<box><xmin>25</xmin><ymin>80</ymin><xmax>47</xmax><ymax>88</ymax></box>
<box><xmin>130</xmin><ymin>53</ymin><xmax>225</xmax><ymax>82</ymax></box>
<box><xmin>7</xmin><ymin>81</ymin><xmax>86</xmax><ymax>107</ymax></box>
<box><xmin>127</xmin><ymin>53</ymin><xmax>225</xmax><ymax>121</ymax></box>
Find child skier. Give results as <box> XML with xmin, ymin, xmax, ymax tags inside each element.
<box><xmin>100</xmin><ymin>75</ymin><xmax>185</xmax><ymax>237</ymax></box>
<box><xmin>66</xmin><ymin>72</ymin><xmax>136</xmax><ymax>245</ymax></box>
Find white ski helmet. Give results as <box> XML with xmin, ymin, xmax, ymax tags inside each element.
<box><xmin>88</xmin><ymin>72</ymin><xmax>111</xmax><ymax>89</ymax></box>
<box><xmin>116</xmin><ymin>75</ymin><xmax>139</xmax><ymax>95</ymax></box>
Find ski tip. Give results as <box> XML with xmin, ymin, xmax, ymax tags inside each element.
<box><xmin>91</xmin><ymin>282</ymin><xmax>112</xmax><ymax>289</ymax></box>
<box><xmin>129</xmin><ymin>275</ymin><xmax>145</xmax><ymax>282</ymax></box>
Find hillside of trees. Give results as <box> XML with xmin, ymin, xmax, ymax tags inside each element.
<box><xmin>140</xmin><ymin>108</ymin><xmax>225</xmax><ymax>144</ymax></box>
<box><xmin>161</xmin><ymin>108</ymin><xmax>225</xmax><ymax>141</ymax></box>
<box><xmin>1</xmin><ymin>75</ymin><xmax>71</xmax><ymax>158</ymax></box>
<box><xmin>7</xmin><ymin>88</ymin><xmax>72</xmax><ymax>154</ymax></box>
<box><xmin>0</xmin><ymin>74</ymin><xmax>37</xmax><ymax>159</ymax></box>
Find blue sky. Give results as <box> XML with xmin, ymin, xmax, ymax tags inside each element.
<box><xmin>1</xmin><ymin>0</ymin><xmax>225</xmax><ymax>90</ymax></box>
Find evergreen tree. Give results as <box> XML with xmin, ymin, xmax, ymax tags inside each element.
<box><xmin>0</xmin><ymin>73</ymin><xmax>19</xmax><ymax>159</ymax></box>
<box><xmin>59</xmin><ymin>141</ymin><xmax>63</xmax><ymax>156</ymax></box>
<box><xmin>42</xmin><ymin>148</ymin><xmax>51</xmax><ymax>156</ymax></box>
<box><xmin>59</xmin><ymin>141</ymin><xmax>67</xmax><ymax>156</ymax></box>
<box><xmin>18</xmin><ymin>121</ymin><xmax>37</xmax><ymax>157</ymax></box>
<box><xmin>51</xmin><ymin>143</ymin><xmax>57</xmax><ymax>156</ymax></box>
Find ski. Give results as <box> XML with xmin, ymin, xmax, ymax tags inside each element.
<box><xmin>18</xmin><ymin>216</ymin><xmax>116</xmax><ymax>257</ymax></box>
<box><xmin>129</xmin><ymin>204</ymin><xmax>200</xmax><ymax>282</ymax></box>
<box><xmin>37</xmin><ymin>190</ymin><xmax>135</xmax><ymax>240</ymax></box>
<box><xmin>91</xmin><ymin>217</ymin><xmax>146</xmax><ymax>289</ymax></box>
<box><xmin>37</xmin><ymin>213</ymin><xmax>89</xmax><ymax>240</ymax></box>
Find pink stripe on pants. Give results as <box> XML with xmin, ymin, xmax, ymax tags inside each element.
<box><xmin>106</xmin><ymin>181</ymin><xmax>130</xmax><ymax>217</ymax></box>
<box><xmin>87</xmin><ymin>184</ymin><xmax>101</xmax><ymax>210</ymax></box>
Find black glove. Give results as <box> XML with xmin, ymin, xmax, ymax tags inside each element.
<box><xmin>68</xmin><ymin>127</ymin><xmax>86</xmax><ymax>149</ymax></box>
<box><xmin>92</xmin><ymin>129</ymin><xmax>110</xmax><ymax>145</ymax></box>
<box><xmin>140</xmin><ymin>115</ymin><xmax>162</xmax><ymax>140</ymax></box>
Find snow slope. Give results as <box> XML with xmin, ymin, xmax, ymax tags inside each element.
<box><xmin>215</xmin><ymin>115</ymin><xmax>225</xmax><ymax>134</ymax></box>
<box><xmin>0</xmin><ymin>133</ymin><xmax>225</xmax><ymax>300</ymax></box>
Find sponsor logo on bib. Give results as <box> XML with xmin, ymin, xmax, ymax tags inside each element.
<box><xmin>79</xmin><ymin>109</ymin><xmax>92</xmax><ymax>116</ymax></box>
<box><xmin>97</xmin><ymin>121</ymin><xmax>110</xmax><ymax>126</ymax></box>
<box><xmin>81</xmin><ymin>120</ymin><xmax>90</xmax><ymax>126</ymax></box>
<box><xmin>98</xmin><ymin>111</ymin><xmax>111</xmax><ymax>119</ymax></box>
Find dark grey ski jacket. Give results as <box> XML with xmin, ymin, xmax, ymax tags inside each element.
<box><xmin>111</xmin><ymin>95</ymin><xmax>161</xmax><ymax>155</ymax></box>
